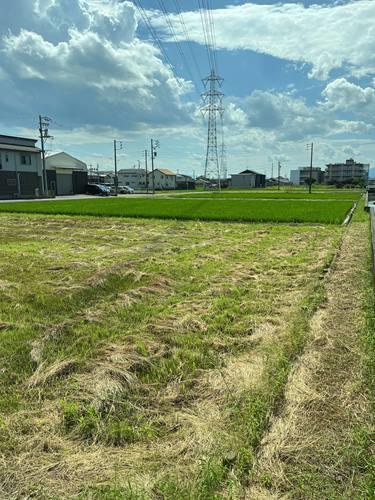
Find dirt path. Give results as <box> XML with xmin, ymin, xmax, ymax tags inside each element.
<box><xmin>247</xmin><ymin>220</ymin><xmax>374</xmax><ymax>498</ymax></box>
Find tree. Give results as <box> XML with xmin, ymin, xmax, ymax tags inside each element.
<box><xmin>304</xmin><ymin>178</ymin><xmax>316</xmax><ymax>187</ymax></box>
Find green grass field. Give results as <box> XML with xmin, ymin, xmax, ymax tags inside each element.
<box><xmin>170</xmin><ymin>190</ymin><xmax>361</xmax><ymax>200</ymax></box>
<box><xmin>0</xmin><ymin>207</ymin><xmax>372</xmax><ymax>499</ymax></box>
<box><xmin>0</xmin><ymin>214</ymin><xmax>342</xmax><ymax>498</ymax></box>
<box><xmin>0</xmin><ymin>197</ymin><xmax>354</xmax><ymax>224</ymax></box>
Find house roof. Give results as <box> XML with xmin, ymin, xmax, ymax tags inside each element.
<box><xmin>118</xmin><ymin>168</ymin><xmax>146</xmax><ymax>174</ymax></box>
<box><xmin>176</xmin><ymin>174</ymin><xmax>194</xmax><ymax>181</ymax></box>
<box><xmin>233</xmin><ymin>169</ymin><xmax>263</xmax><ymax>176</ymax></box>
<box><xmin>46</xmin><ymin>152</ymin><xmax>87</xmax><ymax>170</ymax></box>
<box><xmin>0</xmin><ymin>143</ymin><xmax>41</xmax><ymax>153</ymax></box>
<box><xmin>154</xmin><ymin>168</ymin><xmax>176</xmax><ymax>176</ymax></box>
<box><xmin>0</xmin><ymin>134</ymin><xmax>38</xmax><ymax>147</ymax></box>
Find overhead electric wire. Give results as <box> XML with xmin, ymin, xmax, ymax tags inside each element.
<box><xmin>133</xmin><ymin>0</ymin><xmax>184</xmax><ymax>88</ymax></box>
<box><xmin>205</xmin><ymin>0</ymin><xmax>219</xmax><ymax>74</ymax></box>
<box><xmin>156</xmin><ymin>0</ymin><xmax>200</xmax><ymax>93</ymax></box>
<box><xmin>172</xmin><ymin>0</ymin><xmax>203</xmax><ymax>82</ymax></box>
<box><xmin>197</xmin><ymin>0</ymin><xmax>215</xmax><ymax>74</ymax></box>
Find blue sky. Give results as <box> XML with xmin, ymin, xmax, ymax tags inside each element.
<box><xmin>0</xmin><ymin>0</ymin><xmax>374</xmax><ymax>177</ymax></box>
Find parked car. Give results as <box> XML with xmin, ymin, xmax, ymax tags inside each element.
<box><xmin>118</xmin><ymin>185</ymin><xmax>135</xmax><ymax>194</ymax></box>
<box><xmin>85</xmin><ymin>184</ymin><xmax>111</xmax><ymax>196</ymax></box>
<box><xmin>103</xmin><ymin>183</ymin><xmax>117</xmax><ymax>195</ymax></box>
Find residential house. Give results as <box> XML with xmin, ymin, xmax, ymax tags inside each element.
<box><xmin>118</xmin><ymin>168</ymin><xmax>147</xmax><ymax>190</ymax></box>
<box><xmin>148</xmin><ymin>168</ymin><xmax>176</xmax><ymax>190</ymax></box>
<box><xmin>0</xmin><ymin>134</ymin><xmax>42</xmax><ymax>199</ymax></box>
<box><xmin>176</xmin><ymin>174</ymin><xmax>195</xmax><ymax>190</ymax></box>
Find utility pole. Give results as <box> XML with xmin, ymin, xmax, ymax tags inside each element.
<box><xmin>271</xmin><ymin>161</ymin><xmax>274</xmax><ymax>179</ymax></box>
<box><xmin>306</xmin><ymin>142</ymin><xmax>314</xmax><ymax>194</ymax></box>
<box><xmin>150</xmin><ymin>139</ymin><xmax>159</xmax><ymax>195</ymax></box>
<box><xmin>144</xmin><ymin>149</ymin><xmax>149</xmax><ymax>194</ymax></box>
<box><xmin>201</xmin><ymin>70</ymin><xmax>224</xmax><ymax>190</ymax></box>
<box><xmin>219</xmin><ymin>113</ymin><xmax>227</xmax><ymax>182</ymax></box>
<box><xmin>39</xmin><ymin>115</ymin><xmax>52</xmax><ymax>196</ymax></box>
<box><xmin>278</xmin><ymin>161</ymin><xmax>281</xmax><ymax>191</ymax></box>
<box><xmin>113</xmin><ymin>140</ymin><xmax>123</xmax><ymax>196</ymax></box>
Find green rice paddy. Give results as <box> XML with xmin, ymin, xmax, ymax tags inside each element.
<box><xmin>0</xmin><ymin>197</ymin><xmax>354</xmax><ymax>224</ymax></box>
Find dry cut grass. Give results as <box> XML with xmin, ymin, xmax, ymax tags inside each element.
<box><xmin>248</xmin><ymin>220</ymin><xmax>374</xmax><ymax>499</ymax></box>
<box><xmin>0</xmin><ymin>213</ymin><xmax>345</xmax><ymax>498</ymax></box>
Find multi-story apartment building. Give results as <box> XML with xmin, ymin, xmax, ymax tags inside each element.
<box><xmin>290</xmin><ymin>167</ymin><xmax>324</xmax><ymax>185</ymax></box>
<box><xmin>325</xmin><ymin>158</ymin><xmax>369</xmax><ymax>184</ymax></box>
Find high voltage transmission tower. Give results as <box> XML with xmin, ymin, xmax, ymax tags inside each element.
<box><xmin>132</xmin><ymin>0</ymin><xmax>225</xmax><ymax>184</ymax></box>
<box><xmin>201</xmin><ymin>71</ymin><xmax>224</xmax><ymax>186</ymax></box>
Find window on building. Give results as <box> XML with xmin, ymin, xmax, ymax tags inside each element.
<box><xmin>5</xmin><ymin>154</ymin><xmax>9</xmax><ymax>162</ymax></box>
<box><xmin>21</xmin><ymin>154</ymin><xmax>31</xmax><ymax>165</ymax></box>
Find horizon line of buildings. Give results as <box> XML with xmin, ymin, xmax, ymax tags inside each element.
<box><xmin>0</xmin><ymin>133</ymin><xmax>371</xmax><ymax>199</ymax></box>
<box><xmin>290</xmin><ymin>159</ymin><xmax>370</xmax><ymax>186</ymax></box>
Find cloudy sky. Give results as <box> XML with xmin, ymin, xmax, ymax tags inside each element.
<box><xmin>1</xmin><ymin>0</ymin><xmax>374</xmax><ymax>177</ymax></box>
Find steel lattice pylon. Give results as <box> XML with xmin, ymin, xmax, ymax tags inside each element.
<box><xmin>201</xmin><ymin>70</ymin><xmax>224</xmax><ymax>187</ymax></box>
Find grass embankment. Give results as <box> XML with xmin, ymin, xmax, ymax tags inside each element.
<box><xmin>0</xmin><ymin>214</ymin><xmax>342</xmax><ymax>498</ymax></box>
<box><xmin>0</xmin><ymin>197</ymin><xmax>353</xmax><ymax>224</ymax></box>
<box><xmin>248</xmin><ymin>215</ymin><xmax>375</xmax><ymax>498</ymax></box>
<box><xmin>170</xmin><ymin>190</ymin><xmax>362</xmax><ymax>200</ymax></box>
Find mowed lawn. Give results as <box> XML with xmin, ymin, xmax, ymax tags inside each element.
<box><xmin>0</xmin><ymin>197</ymin><xmax>354</xmax><ymax>223</ymax></box>
<box><xmin>0</xmin><ymin>214</ymin><xmax>343</xmax><ymax>498</ymax></box>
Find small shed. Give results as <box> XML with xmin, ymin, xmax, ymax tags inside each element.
<box><xmin>46</xmin><ymin>152</ymin><xmax>88</xmax><ymax>195</ymax></box>
<box><xmin>231</xmin><ymin>170</ymin><xmax>266</xmax><ymax>189</ymax></box>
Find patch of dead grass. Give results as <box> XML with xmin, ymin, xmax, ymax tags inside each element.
<box><xmin>247</xmin><ymin>221</ymin><xmax>373</xmax><ymax>498</ymax></box>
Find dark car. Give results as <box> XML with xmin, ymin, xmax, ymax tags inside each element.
<box><xmin>85</xmin><ymin>184</ymin><xmax>111</xmax><ymax>196</ymax></box>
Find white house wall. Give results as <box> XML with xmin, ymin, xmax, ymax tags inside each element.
<box><xmin>0</xmin><ymin>149</ymin><xmax>42</xmax><ymax>175</ymax></box>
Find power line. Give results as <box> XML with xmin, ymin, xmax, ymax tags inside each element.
<box><xmin>205</xmin><ymin>0</ymin><xmax>219</xmax><ymax>73</ymax></box>
<box><xmin>172</xmin><ymin>0</ymin><xmax>203</xmax><ymax>81</ymax></box>
<box><xmin>156</xmin><ymin>0</ymin><xmax>199</xmax><ymax>93</ymax></box>
<box><xmin>197</xmin><ymin>0</ymin><xmax>215</xmax><ymax>72</ymax></box>
<box><xmin>133</xmin><ymin>0</ymin><xmax>184</xmax><ymax>89</ymax></box>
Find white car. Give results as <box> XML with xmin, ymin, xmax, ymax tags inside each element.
<box><xmin>118</xmin><ymin>185</ymin><xmax>134</xmax><ymax>194</ymax></box>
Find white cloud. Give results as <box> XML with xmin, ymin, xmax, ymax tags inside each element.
<box><xmin>322</xmin><ymin>78</ymin><xmax>375</xmax><ymax>111</ymax></box>
<box><xmin>0</xmin><ymin>0</ymin><xmax>192</xmax><ymax>130</ymax></box>
<box><xmin>155</xmin><ymin>1</ymin><xmax>375</xmax><ymax>80</ymax></box>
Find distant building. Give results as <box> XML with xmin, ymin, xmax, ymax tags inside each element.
<box><xmin>266</xmin><ymin>176</ymin><xmax>291</xmax><ymax>187</ymax></box>
<box><xmin>176</xmin><ymin>174</ymin><xmax>195</xmax><ymax>190</ymax></box>
<box><xmin>290</xmin><ymin>167</ymin><xmax>324</xmax><ymax>185</ymax></box>
<box><xmin>325</xmin><ymin>158</ymin><xmax>369</xmax><ymax>184</ymax></box>
<box><xmin>231</xmin><ymin>169</ymin><xmax>266</xmax><ymax>189</ymax></box>
<box><xmin>118</xmin><ymin>168</ymin><xmax>147</xmax><ymax>190</ymax></box>
<box><xmin>45</xmin><ymin>152</ymin><xmax>88</xmax><ymax>195</ymax></box>
<box><xmin>195</xmin><ymin>176</ymin><xmax>212</xmax><ymax>188</ymax></box>
<box><xmin>290</xmin><ymin>170</ymin><xmax>300</xmax><ymax>185</ymax></box>
<box><xmin>148</xmin><ymin>168</ymin><xmax>176</xmax><ymax>190</ymax></box>
<box><xmin>0</xmin><ymin>134</ymin><xmax>42</xmax><ymax>199</ymax></box>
